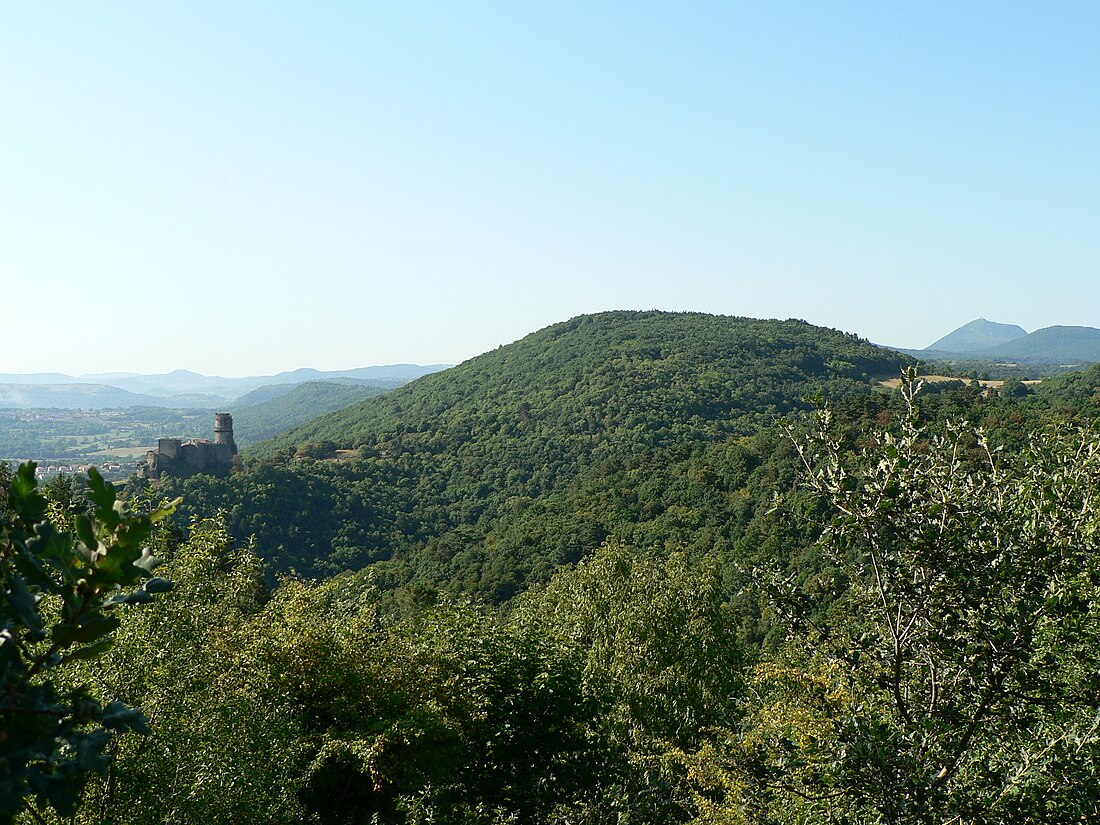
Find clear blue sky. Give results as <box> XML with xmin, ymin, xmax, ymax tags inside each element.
<box><xmin>2</xmin><ymin>2</ymin><xmax>1097</xmax><ymax>376</ymax></box>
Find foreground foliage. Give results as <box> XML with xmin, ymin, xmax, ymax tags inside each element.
<box><xmin>692</xmin><ymin>375</ymin><xmax>1100</xmax><ymax>823</ymax></box>
<box><xmin>37</xmin><ymin>520</ymin><xmax>740</xmax><ymax>824</ymax></box>
<box><xmin>0</xmin><ymin>465</ymin><xmax>175</xmax><ymax>822</ymax></box>
<box><xmin>13</xmin><ymin>357</ymin><xmax>1100</xmax><ymax>823</ymax></box>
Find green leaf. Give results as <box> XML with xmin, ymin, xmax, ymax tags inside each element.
<box><xmin>101</xmin><ymin>701</ymin><xmax>151</xmax><ymax>735</ymax></box>
<box><xmin>142</xmin><ymin>577</ymin><xmax>174</xmax><ymax>594</ymax></box>
<box><xmin>16</xmin><ymin>531</ymin><xmax>64</xmax><ymax>592</ymax></box>
<box><xmin>52</xmin><ymin>614</ymin><xmax>121</xmax><ymax>646</ymax></box>
<box><xmin>133</xmin><ymin>547</ymin><xmax>162</xmax><ymax>574</ymax></box>
<box><xmin>26</xmin><ymin>770</ymin><xmax>87</xmax><ymax>819</ymax></box>
<box><xmin>150</xmin><ymin>496</ymin><xmax>183</xmax><ymax>523</ymax></box>
<box><xmin>74</xmin><ymin>514</ymin><xmax>98</xmax><ymax>555</ymax></box>
<box><xmin>10</xmin><ymin>462</ymin><xmax>47</xmax><ymax>525</ymax></box>
<box><xmin>102</xmin><ymin>589</ymin><xmax>157</xmax><ymax>607</ymax></box>
<box><xmin>6</xmin><ymin>572</ymin><xmax>44</xmax><ymax>636</ymax></box>
<box><xmin>63</xmin><ymin>637</ymin><xmax>116</xmax><ymax>662</ymax></box>
<box><xmin>85</xmin><ymin>467</ymin><xmax>116</xmax><ymax>516</ymax></box>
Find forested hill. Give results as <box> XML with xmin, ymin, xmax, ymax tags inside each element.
<box><xmin>159</xmin><ymin>311</ymin><xmax>910</xmax><ymax>595</ymax></box>
<box><xmin>255</xmin><ymin>311</ymin><xmax>907</xmax><ymax>458</ymax></box>
<box><xmin>229</xmin><ymin>380</ymin><xmax>390</xmax><ymax>447</ymax></box>
<box><xmin>27</xmin><ymin>319</ymin><xmax>1100</xmax><ymax>823</ymax></box>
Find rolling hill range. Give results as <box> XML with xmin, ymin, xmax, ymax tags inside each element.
<box><xmin>93</xmin><ymin>364</ymin><xmax>448</xmax><ymax>402</ymax></box>
<box><xmin>980</xmin><ymin>325</ymin><xmax>1100</xmax><ymax>362</ymax></box>
<box><xmin>902</xmin><ymin>319</ymin><xmax>1100</xmax><ymax>365</ymax></box>
<box><xmin>158</xmin><ymin>311</ymin><xmax>911</xmax><ymax>597</ymax></box>
<box><xmin>0</xmin><ymin>382</ymin><xmax>171</xmax><ymax>409</ymax></box>
<box><xmin>0</xmin><ymin>364</ymin><xmax>448</xmax><ymax>408</ymax></box>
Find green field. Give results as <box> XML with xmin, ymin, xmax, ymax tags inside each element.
<box><xmin>0</xmin><ymin>407</ymin><xmax>215</xmax><ymax>480</ymax></box>
<box><xmin>0</xmin><ymin>381</ymin><xmax>391</xmax><ymax>481</ymax></box>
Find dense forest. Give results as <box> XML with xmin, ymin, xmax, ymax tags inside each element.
<box><xmin>4</xmin><ymin>311</ymin><xmax>1100</xmax><ymax>824</ymax></box>
<box><xmin>148</xmin><ymin>312</ymin><xmax>910</xmax><ymax>597</ymax></box>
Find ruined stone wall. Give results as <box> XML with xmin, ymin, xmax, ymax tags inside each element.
<box><xmin>157</xmin><ymin>438</ymin><xmax>182</xmax><ymax>459</ymax></box>
<box><xmin>139</xmin><ymin>416</ymin><xmax>235</xmax><ymax>479</ymax></box>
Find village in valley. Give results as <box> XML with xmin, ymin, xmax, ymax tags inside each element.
<box><xmin>0</xmin><ymin>407</ymin><xmax>216</xmax><ymax>482</ymax></box>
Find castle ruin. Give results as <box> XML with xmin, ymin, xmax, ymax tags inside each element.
<box><xmin>139</xmin><ymin>412</ymin><xmax>237</xmax><ymax>479</ymax></box>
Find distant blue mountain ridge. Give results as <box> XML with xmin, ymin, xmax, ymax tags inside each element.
<box><xmin>925</xmin><ymin>319</ymin><xmax>1028</xmax><ymax>353</ymax></box>
<box><xmin>0</xmin><ymin>364</ymin><xmax>451</xmax><ymax>409</ymax></box>
<box><xmin>910</xmin><ymin>319</ymin><xmax>1100</xmax><ymax>364</ymax></box>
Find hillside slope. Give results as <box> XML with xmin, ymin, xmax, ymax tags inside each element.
<box><xmin>162</xmin><ymin>311</ymin><xmax>910</xmax><ymax>595</ymax></box>
<box><xmin>257</xmin><ymin>311</ymin><xmax>903</xmax><ymax>457</ymax></box>
<box><xmin>229</xmin><ymin>380</ymin><xmax>390</xmax><ymax>446</ymax></box>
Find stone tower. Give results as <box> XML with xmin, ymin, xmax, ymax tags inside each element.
<box><xmin>214</xmin><ymin>412</ymin><xmax>237</xmax><ymax>454</ymax></box>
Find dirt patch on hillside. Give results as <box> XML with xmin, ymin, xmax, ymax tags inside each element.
<box><xmin>873</xmin><ymin>375</ymin><xmax>1042</xmax><ymax>391</ymax></box>
<box><xmin>873</xmin><ymin>375</ymin><xmax>1002</xmax><ymax>390</ymax></box>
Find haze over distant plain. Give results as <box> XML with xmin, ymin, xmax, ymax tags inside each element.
<box><xmin>2</xmin><ymin>2</ymin><xmax>1097</xmax><ymax>376</ymax></box>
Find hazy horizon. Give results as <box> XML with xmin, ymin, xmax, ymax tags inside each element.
<box><xmin>0</xmin><ymin>309</ymin><xmax>1065</xmax><ymax>380</ymax></box>
<box><xmin>3</xmin><ymin>3</ymin><xmax>1097</xmax><ymax>375</ymax></box>
<box><xmin>0</xmin><ymin>364</ymin><xmax>455</xmax><ymax>381</ymax></box>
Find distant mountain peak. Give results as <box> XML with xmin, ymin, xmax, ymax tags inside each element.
<box><xmin>926</xmin><ymin>319</ymin><xmax>1028</xmax><ymax>353</ymax></box>
<box><xmin>916</xmin><ymin>320</ymin><xmax>1100</xmax><ymax>364</ymax></box>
